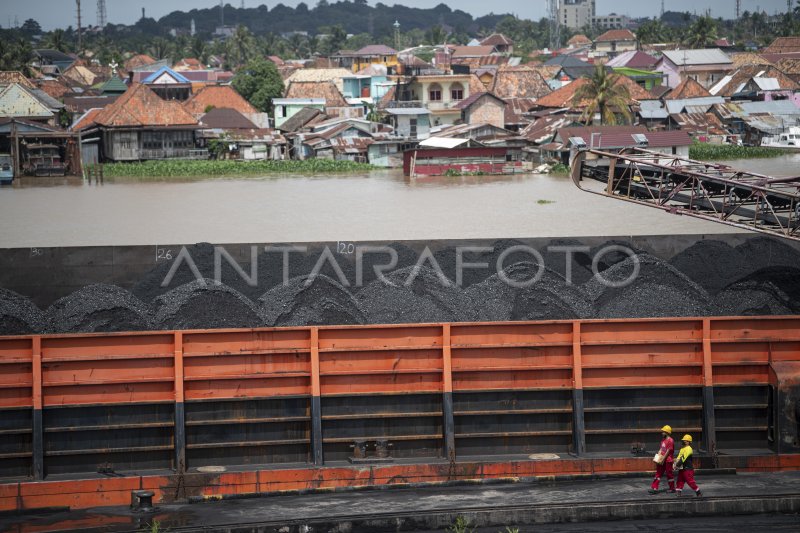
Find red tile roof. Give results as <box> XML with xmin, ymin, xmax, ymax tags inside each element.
<box><xmin>567</xmin><ymin>35</ymin><xmax>592</xmax><ymax>47</ymax></box>
<box><xmin>595</xmin><ymin>29</ymin><xmax>637</xmax><ymax>43</ymax></box>
<box><xmin>490</xmin><ymin>65</ymin><xmax>552</xmax><ymax>100</ymax></box>
<box><xmin>535</xmin><ymin>75</ymin><xmax>651</xmax><ymax>109</ymax></box>
<box><xmin>183</xmin><ymin>85</ymin><xmax>258</xmax><ymax>116</ymax></box>
<box><xmin>199</xmin><ymin>108</ymin><xmax>257</xmax><ymax>129</ymax></box>
<box><xmin>71</xmin><ymin>108</ymin><xmax>103</xmax><ymax>131</ymax></box>
<box><xmin>556</xmin><ymin>126</ymin><xmax>691</xmax><ymax>149</ymax></box>
<box><xmin>124</xmin><ymin>54</ymin><xmax>157</xmax><ymax>72</ymax></box>
<box><xmin>764</xmin><ymin>37</ymin><xmax>800</xmax><ymax>55</ymax></box>
<box><xmin>665</xmin><ymin>77</ymin><xmax>711</xmax><ymax>99</ymax></box>
<box><xmin>480</xmin><ymin>34</ymin><xmax>514</xmax><ymax>47</ymax></box>
<box><xmin>285</xmin><ymin>81</ymin><xmax>348</xmax><ymax>108</ymax></box>
<box><xmin>91</xmin><ymin>83</ymin><xmax>198</xmax><ymax>128</ymax></box>
<box><xmin>0</xmin><ymin>71</ymin><xmax>34</xmax><ymax>88</ymax></box>
<box><xmin>454</xmin><ymin>92</ymin><xmax>503</xmax><ymax>110</ymax></box>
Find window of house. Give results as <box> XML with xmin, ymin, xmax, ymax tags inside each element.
<box><xmin>429</xmin><ymin>83</ymin><xmax>442</xmax><ymax>101</ymax></box>
<box><xmin>450</xmin><ymin>82</ymin><xmax>464</xmax><ymax>101</ymax></box>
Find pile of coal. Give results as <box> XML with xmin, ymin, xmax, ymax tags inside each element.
<box><xmin>716</xmin><ymin>267</ymin><xmax>800</xmax><ymax>316</ymax></box>
<box><xmin>357</xmin><ymin>265</ymin><xmax>474</xmax><ymax>324</ymax></box>
<box><xmin>735</xmin><ymin>237</ymin><xmax>800</xmax><ymax>271</ymax></box>
<box><xmin>353</xmin><ymin>241</ymin><xmax>419</xmax><ymax>290</ymax></box>
<box><xmin>432</xmin><ymin>238</ymin><xmax>535</xmax><ymax>289</ymax></box>
<box><xmin>0</xmin><ymin>288</ymin><xmax>45</xmax><ymax>335</ymax></box>
<box><xmin>583</xmin><ymin>253</ymin><xmax>717</xmax><ymax>318</ymax></box>
<box><xmin>153</xmin><ymin>279</ymin><xmax>262</xmax><ymax>330</ymax></box>
<box><xmin>465</xmin><ymin>262</ymin><xmax>593</xmax><ymax>321</ymax></box>
<box><xmin>260</xmin><ymin>274</ymin><xmax>366</xmax><ymax>327</ymax></box>
<box><xmin>45</xmin><ymin>284</ymin><xmax>152</xmax><ymax>333</ymax></box>
<box><xmin>669</xmin><ymin>240</ymin><xmax>751</xmax><ymax>294</ymax></box>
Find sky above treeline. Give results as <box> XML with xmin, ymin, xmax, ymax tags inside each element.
<box><xmin>2</xmin><ymin>0</ymin><xmax>792</xmax><ymax>31</ymax></box>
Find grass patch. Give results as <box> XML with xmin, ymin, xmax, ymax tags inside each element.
<box><xmin>536</xmin><ymin>199</ymin><xmax>555</xmax><ymax>205</ymax></box>
<box><xmin>548</xmin><ymin>163</ymin><xmax>570</xmax><ymax>176</ymax></box>
<box><xmin>689</xmin><ymin>141</ymin><xmax>788</xmax><ymax>161</ymax></box>
<box><xmin>94</xmin><ymin>159</ymin><xmax>375</xmax><ymax>178</ymax></box>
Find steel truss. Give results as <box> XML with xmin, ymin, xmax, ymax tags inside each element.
<box><xmin>570</xmin><ymin>147</ymin><xmax>800</xmax><ymax>241</ymax></box>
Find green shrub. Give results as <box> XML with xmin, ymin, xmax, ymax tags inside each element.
<box><xmin>689</xmin><ymin>141</ymin><xmax>787</xmax><ymax>160</ymax></box>
<box><xmin>100</xmin><ymin>159</ymin><xmax>375</xmax><ymax>178</ymax></box>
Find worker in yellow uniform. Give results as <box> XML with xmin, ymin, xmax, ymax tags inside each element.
<box><xmin>674</xmin><ymin>434</ymin><xmax>702</xmax><ymax>497</ymax></box>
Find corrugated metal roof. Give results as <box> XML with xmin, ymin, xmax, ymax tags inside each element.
<box><xmin>662</xmin><ymin>49</ymin><xmax>732</xmax><ymax>66</ymax></box>
<box><xmin>638</xmin><ymin>100</ymin><xmax>669</xmax><ymax>119</ymax></box>
<box><xmin>0</xmin><ymin>83</ymin><xmax>54</xmax><ymax>118</ymax></box>
<box><xmin>753</xmin><ymin>77</ymin><xmax>781</xmax><ymax>91</ymax></box>
<box><xmin>665</xmin><ymin>96</ymin><xmax>724</xmax><ymax>114</ymax></box>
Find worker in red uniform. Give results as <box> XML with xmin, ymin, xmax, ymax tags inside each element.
<box><xmin>675</xmin><ymin>434</ymin><xmax>702</xmax><ymax>497</ymax></box>
<box><xmin>648</xmin><ymin>424</ymin><xmax>675</xmax><ymax>494</ymax></box>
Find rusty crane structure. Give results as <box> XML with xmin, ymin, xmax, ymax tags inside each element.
<box><xmin>570</xmin><ymin>147</ymin><xmax>800</xmax><ymax>242</ymax></box>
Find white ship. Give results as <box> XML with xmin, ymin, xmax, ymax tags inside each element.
<box><xmin>761</xmin><ymin>126</ymin><xmax>800</xmax><ymax>150</ymax></box>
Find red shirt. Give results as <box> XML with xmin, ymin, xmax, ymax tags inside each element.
<box><xmin>659</xmin><ymin>436</ymin><xmax>675</xmax><ymax>463</ymax></box>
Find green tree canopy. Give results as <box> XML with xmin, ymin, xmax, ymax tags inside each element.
<box><xmin>683</xmin><ymin>15</ymin><xmax>718</xmax><ymax>48</ymax></box>
<box><xmin>232</xmin><ymin>57</ymin><xmax>285</xmax><ymax>114</ymax></box>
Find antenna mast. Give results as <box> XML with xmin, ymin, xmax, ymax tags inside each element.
<box><xmin>97</xmin><ymin>0</ymin><xmax>107</xmax><ymax>28</ymax></box>
<box><xmin>549</xmin><ymin>0</ymin><xmax>560</xmax><ymax>51</ymax></box>
<box><xmin>76</xmin><ymin>0</ymin><xmax>82</xmax><ymax>50</ymax></box>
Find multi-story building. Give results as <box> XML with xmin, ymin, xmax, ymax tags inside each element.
<box><xmin>592</xmin><ymin>14</ymin><xmax>631</xmax><ymax>30</ymax></box>
<box><xmin>560</xmin><ymin>0</ymin><xmax>596</xmax><ymax>30</ymax></box>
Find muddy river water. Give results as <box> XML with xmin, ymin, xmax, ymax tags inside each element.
<box><xmin>1</xmin><ymin>154</ymin><xmax>798</xmax><ymax>248</ymax></box>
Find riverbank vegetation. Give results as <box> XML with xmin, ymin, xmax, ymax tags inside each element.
<box><xmin>689</xmin><ymin>142</ymin><xmax>788</xmax><ymax>161</ymax></box>
<box><xmin>95</xmin><ymin>159</ymin><xmax>375</xmax><ymax>178</ymax></box>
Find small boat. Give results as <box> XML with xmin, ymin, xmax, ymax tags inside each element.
<box><xmin>24</xmin><ymin>144</ymin><xmax>66</xmax><ymax>177</ymax></box>
<box><xmin>761</xmin><ymin>127</ymin><xmax>800</xmax><ymax>150</ymax></box>
<box><xmin>0</xmin><ymin>153</ymin><xmax>13</xmax><ymax>184</ymax></box>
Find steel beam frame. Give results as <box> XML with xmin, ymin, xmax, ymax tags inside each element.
<box><xmin>571</xmin><ymin>148</ymin><xmax>800</xmax><ymax>241</ymax></box>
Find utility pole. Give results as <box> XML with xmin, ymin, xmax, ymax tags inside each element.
<box><xmin>220</xmin><ymin>0</ymin><xmax>224</xmax><ymax>27</ymax></box>
<box><xmin>76</xmin><ymin>0</ymin><xmax>82</xmax><ymax>51</ymax></box>
<box><xmin>736</xmin><ymin>0</ymin><xmax>742</xmax><ymax>18</ymax></box>
<box><xmin>661</xmin><ymin>0</ymin><xmax>665</xmax><ymax>18</ymax></box>
<box><xmin>97</xmin><ymin>0</ymin><xmax>107</xmax><ymax>28</ymax></box>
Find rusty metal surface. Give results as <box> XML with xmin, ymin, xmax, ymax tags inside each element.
<box><xmin>571</xmin><ymin>148</ymin><xmax>800</xmax><ymax>241</ymax></box>
<box><xmin>0</xmin><ymin>316</ymin><xmax>798</xmax><ymax>505</ymax></box>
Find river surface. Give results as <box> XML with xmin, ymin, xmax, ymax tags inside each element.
<box><xmin>2</xmin><ymin>154</ymin><xmax>796</xmax><ymax>248</ymax></box>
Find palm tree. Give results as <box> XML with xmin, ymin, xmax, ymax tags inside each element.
<box><xmin>683</xmin><ymin>15</ymin><xmax>718</xmax><ymax>48</ymax></box>
<box><xmin>149</xmin><ymin>37</ymin><xmax>172</xmax><ymax>60</ymax></box>
<box><xmin>190</xmin><ymin>37</ymin><xmax>209</xmax><ymax>65</ymax></box>
<box><xmin>227</xmin><ymin>25</ymin><xmax>257</xmax><ymax>67</ymax></box>
<box><xmin>636</xmin><ymin>19</ymin><xmax>668</xmax><ymax>45</ymax></box>
<box><xmin>572</xmin><ymin>65</ymin><xmax>632</xmax><ymax>126</ymax></box>
<box><xmin>45</xmin><ymin>29</ymin><xmax>70</xmax><ymax>53</ymax></box>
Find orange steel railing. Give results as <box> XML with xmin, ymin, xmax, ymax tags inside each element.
<box><xmin>3</xmin><ymin>316</ymin><xmax>797</xmax><ymax>410</ymax></box>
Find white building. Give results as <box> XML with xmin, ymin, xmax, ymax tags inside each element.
<box><xmin>560</xmin><ymin>0</ymin><xmax>596</xmax><ymax>30</ymax></box>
